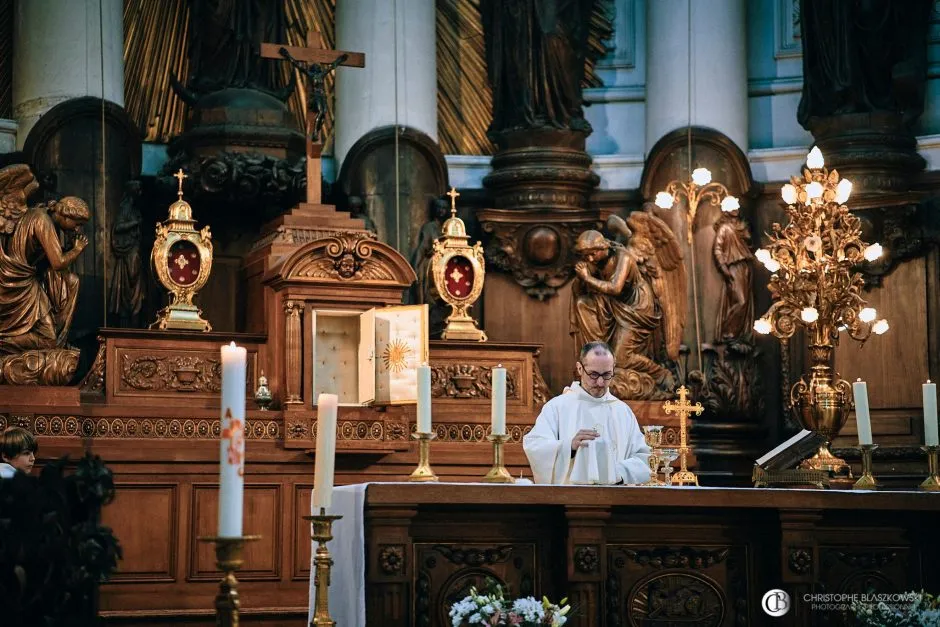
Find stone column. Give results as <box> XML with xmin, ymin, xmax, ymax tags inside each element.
<box><xmin>12</xmin><ymin>0</ymin><xmax>124</xmax><ymax>147</ymax></box>
<box><xmin>334</xmin><ymin>0</ymin><xmax>438</xmax><ymax>169</ymax></box>
<box><xmin>645</xmin><ymin>0</ymin><xmax>748</xmax><ymax>153</ymax></box>
<box><xmin>0</xmin><ymin>119</ymin><xmax>16</xmax><ymax>153</ymax></box>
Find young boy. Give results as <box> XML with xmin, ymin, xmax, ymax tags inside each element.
<box><xmin>0</xmin><ymin>427</ymin><xmax>38</xmax><ymax>478</ymax></box>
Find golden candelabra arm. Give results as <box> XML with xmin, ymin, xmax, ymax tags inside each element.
<box><xmin>304</xmin><ymin>509</ymin><xmax>343</xmax><ymax>627</ymax></box>
<box><xmin>482</xmin><ymin>433</ymin><xmax>514</xmax><ymax>483</ymax></box>
<box><xmin>920</xmin><ymin>445</ymin><xmax>940</xmax><ymax>491</ymax></box>
<box><xmin>853</xmin><ymin>444</ymin><xmax>879</xmax><ymax>490</ymax></box>
<box><xmin>198</xmin><ymin>535</ymin><xmax>261</xmax><ymax>627</ymax></box>
<box><xmin>408</xmin><ymin>431</ymin><xmax>439</xmax><ymax>482</ymax></box>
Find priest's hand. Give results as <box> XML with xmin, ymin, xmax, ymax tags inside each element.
<box><xmin>571</xmin><ymin>428</ymin><xmax>599</xmax><ymax>451</ymax></box>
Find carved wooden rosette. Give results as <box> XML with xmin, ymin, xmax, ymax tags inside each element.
<box><xmin>429</xmin><ymin>204</ymin><xmax>487</xmax><ymax>341</ymax></box>
<box><xmin>478</xmin><ymin>210</ymin><xmax>606</xmax><ymax>301</ymax></box>
<box><xmin>150</xmin><ymin>194</ymin><xmax>213</xmax><ymax>332</ymax></box>
<box><xmin>479</xmin><ymin>130</ymin><xmax>602</xmax><ymax>300</ymax></box>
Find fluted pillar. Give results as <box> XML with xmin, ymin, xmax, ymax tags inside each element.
<box><xmin>284</xmin><ymin>300</ymin><xmax>304</xmax><ymax>407</ymax></box>
<box><xmin>334</xmin><ymin>0</ymin><xmax>437</xmax><ymax>168</ymax></box>
<box><xmin>645</xmin><ymin>0</ymin><xmax>748</xmax><ymax>153</ymax></box>
<box><xmin>12</xmin><ymin>0</ymin><xmax>124</xmax><ymax>147</ymax></box>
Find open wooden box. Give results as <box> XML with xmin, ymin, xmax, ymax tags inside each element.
<box><xmin>312</xmin><ymin>304</ymin><xmax>428</xmax><ymax>406</ymax></box>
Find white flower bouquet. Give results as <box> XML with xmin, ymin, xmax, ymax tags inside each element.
<box><xmin>448</xmin><ymin>584</ymin><xmax>570</xmax><ymax>627</ymax></box>
<box><xmin>850</xmin><ymin>591</ymin><xmax>940</xmax><ymax>626</ymax></box>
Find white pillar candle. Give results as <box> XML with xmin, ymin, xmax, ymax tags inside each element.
<box><xmin>491</xmin><ymin>365</ymin><xmax>507</xmax><ymax>436</ymax></box>
<box><xmin>313</xmin><ymin>393</ymin><xmax>339</xmax><ymax>511</ymax></box>
<box><xmin>416</xmin><ymin>363</ymin><xmax>432</xmax><ymax>434</ymax></box>
<box><xmin>924</xmin><ymin>380</ymin><xmax>939</xmax><ymax>446</ymax></box>
<box><xmin>219</xmin><ymin>341</ymin><xmax>247</xmax><ymax>538</ymax></box>
<box><xmin>852</xmin><ymin>379</ymin><xmax>873</xmax><ymax>446</ymax></box>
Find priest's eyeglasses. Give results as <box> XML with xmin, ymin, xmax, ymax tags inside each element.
<box><xmin>579</xmin><ymin>362</ymin><xmax>614</xmax><ymax>381</ymax></box>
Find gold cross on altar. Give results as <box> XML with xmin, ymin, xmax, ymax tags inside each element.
<box><xmin>173</xmin><ymin>169</ymin><xmax>187</xmax><ymax>197</ymax></box>
<box><xmin>662</xmin><ymin>386</ymin><xmax>703</xmax><ymax>486</ymax></box>
<box><xmin>446</xmin><ymin>187</ymin><xmax>460</xmax><ymax>214</ymax></box>
<box><xmin>260</xmin><ymin>31</ymin><xmax>365</xmax><ymax>205</ymax></box>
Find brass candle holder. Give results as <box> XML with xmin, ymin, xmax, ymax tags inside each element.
<box><xmin>409</xmin><ymin>431</ymin><xmax>439</xmax><ymax>482</ymax></box>
<box><xmin>482</xmin><ymin>433</ymin><xmax>514</xmax><ymax>483</ymax></box>
<box><xmin>853</xmin><ymin>444</ymin><xmax>879</xmax><ymax>490</ymax></box>
<box><xmin>304</xmin><ymin>508</ymin><xmax>344</xmax><ymax>626</ymax></box>
<box><xmin>198</xmin><ymin>535</ymin><xmax>261</xmax><ymax>627</ymax></box>
<box><xmin>919</xmin><ymin>445</ymin><xmax>940</xmax><ymax>491</ymax></box>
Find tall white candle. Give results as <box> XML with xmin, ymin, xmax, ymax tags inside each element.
<box><xmin>417</xmin><ymin>364</ymin><xmax>432</xmax><ymax>434</ymax></box>
<box><xmin>924</xmin><ymin>380</ymin><xmax>939</xmax><ymax>446</ymax></box>
<box><xmin>313</xmin><ymin>393</ymin><xmax>339</xmax><ymax>511</ymax></box>
<box><xmin>491</xmin><ymin>365</ymin><xmax>507</xmax><ymax>436</ymax></box>
<box><xmin>852</xmin><ymin>379</ymin><xmax>873</xmax><ymax>446</ymax></box>
<box><xmin>219</xmin><ymin>341</ymin><xmax>247</xmax><ymax>538</ymax></box>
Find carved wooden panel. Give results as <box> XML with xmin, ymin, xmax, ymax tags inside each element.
<box><xmin>190</xmin><ymin>484</ymin><xmax>282</xmax><ymax>581</ymax></box>
<box><xmin>606</xmin><ymin>545</ymin><xmax>749</xmax><ymax>627</ymax></box>
<box><xmin>414</xmin><ymin>543</ymin><xmax>537</xmax><ymax>627</ymax></box>
<box><xmin>102</xmin><ymin>484</ymin><xmax>178</xmax><ymax>583</ymax></box>
<box><xmin>292</xmin><ymin>483</ymin><xmax>314</xmax><ymax>581</ymax></box>
<box><xmin>116</xmin><ymin>348</ymin><xmax>257</xmax><ymax>401</ymax></box>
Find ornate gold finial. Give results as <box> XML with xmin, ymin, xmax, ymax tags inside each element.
<box><xmin>446</xmin><ymin>187</ymin><xmax>460</xmax><ymax>215</ymax></box>
<box><xmin>173</xmin><ymin>169</ymin><xmax>188</xmax><ymax>198</ymax></box>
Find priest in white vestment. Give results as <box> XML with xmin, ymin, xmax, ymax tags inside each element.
<box><xmin>524</xmin><ymin>342</ymin><xmax>651</xmax><ymax>485</ymax></box>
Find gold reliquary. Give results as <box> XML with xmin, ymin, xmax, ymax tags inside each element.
<box><xmin>312</xmin><ymin>304</ymin><xmax>428</xmax><ymax>406</ymax></box>
<box><xmin>431</xmin><ymin>188</ymin><xmax>487</xmax><ymax>341</ymax></box>
<box><xmin>151</xmin><ymin>169</ymin><xmax>213</xmax><ymax>332</ymax></box>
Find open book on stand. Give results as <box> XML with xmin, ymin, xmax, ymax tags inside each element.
<box><xmin>752</xmin><ymin>430</ymin><xmax>829</xmax><ymax>488</ymax></box>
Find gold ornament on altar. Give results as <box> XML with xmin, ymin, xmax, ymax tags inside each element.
<box><xmin>431</xmin><ymin>187</ymin><xmax>487</xmax><ymax>341</ymax></box>
<box><xmin>151</xmin><ymin>169</ymin><xmax>213</xmax><ymax>332</ymax></box>
<box><xmin>753</xmin><ymin>147</ymin><xmax>888</xmax><ymax>478</ymax></box>
<box><xmin>662</xmin><ymin>386</ymin><xmax>703</xmax><ymax>486</ymax></box>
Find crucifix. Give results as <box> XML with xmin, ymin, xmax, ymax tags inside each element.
<box><xmin>446</xmin><ymin>186</ymin><xmax>460</xmax><ymax>215</ymax></box>
<box><xmin>261</xmin><ymin>31</ymin><xmax>365</xmax><ymax>205</ymax></box>
<box><xmin>662</xmin><ymin>385</ymin><xmax>703</xmax><ymax>486</ymax></box>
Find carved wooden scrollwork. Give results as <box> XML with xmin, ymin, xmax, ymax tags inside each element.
<box><xmin>120</xmin><ymin>354</ymin><xmax>221</xmax><ymax>393</ymax></box>
<box><xmin>430</xmin><ymin>364</ymin><xmax>519</xmax><ymax>400</ymax></box>
<box><xmin>432</xmin><ymin>545</ymin><xmax>514</xmax><ymax>567</ymax></box>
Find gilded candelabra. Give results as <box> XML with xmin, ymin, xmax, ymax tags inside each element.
<box><xmin>662</xmin><ymin>386</ymin><xmax>703</xmax><ymax>486</ymax></box>
<box><xmin>198</xmin><ymin>535</ymin><xmax>260</xmax><ymax>627</ymax></box>
<box><xmin>409</xmin><ymin>431</ymin><xmax>439</xmax><ymax>482</ymax></box>
<box><xmin>305</xmin><ymin>509</ymin><xmax>343</xmax><ymax>626</ymax></box>
<box><xmin>753</xmin><ymin>147</ymin><xmax>888</xmax><ymax>477</ymax></box>
<box><xmin>482</xmin><ymin>433</ymin><xmax>514</xmax><ymax>483</ymax></box>
<box><xmin>656</xmin><ymin>168</ymin><xmax>739</xmax><ymax>371</ymax></box>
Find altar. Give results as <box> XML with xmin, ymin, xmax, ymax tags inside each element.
<box><xmin>317</xmin><ymin>483</ymin><xmax>940</xmax><ymax>627</ymax></box>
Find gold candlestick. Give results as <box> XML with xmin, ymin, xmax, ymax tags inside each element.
<box><xmin>198</xmin><ymin>535</ymin><xmax>260</xmax><ymax>627</ymax></box>
<box><xmin>853</xmin><ymin>444</ymin><xmax>879</xmax><ymax>490</ymax></box>
<box><xmin>482</xmin><ymin>433</ymin><xmax>514</xmax><ymax>483</ymax></box>
<box><xmin>663</xmin><ymin>386</ymin><xmax>703</xmax><ymax>487</ymax></box>
<box><xmin>919</xmin><ymin>445</ymin><xmax>940</xmax><ymax>491</ymax></box>
<box><xmin>304</xmin><ymin>509</ymin><xmax>343</xmax><ymax>626</ymax></box>
<box><xmin>409</xmin><ymin>431</ymin><xmax>439</xmax><ymax>482</ymax></box>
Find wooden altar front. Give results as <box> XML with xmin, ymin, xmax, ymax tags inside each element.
<box><xmin>360</xmin><ymin>484</ymin><xmax>940</xmax><ymax>627</ymax></box>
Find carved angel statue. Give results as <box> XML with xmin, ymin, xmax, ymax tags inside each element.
<box><xmin>0</xmin><ymin>164</ymin><xmax>90</xmax><ymax>383</ymax></box>
<box><xmin>570</xmin><ymin>212</ymin><xmax>687</xmax><ymax>400</ymax></box>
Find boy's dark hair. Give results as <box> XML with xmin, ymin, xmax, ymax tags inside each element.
<box><xmin>1</xmin><ymin>427</ymin><xmax>38</xmax><ymax>460</ymax></box>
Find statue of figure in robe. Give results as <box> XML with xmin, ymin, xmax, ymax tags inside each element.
<box><xmin>712</xmin><ymin>206</ymin><xmax>753</xmax><ymax>343</ymax></box>
<box><xmin>797</xmin><ymin>0</ymin><xmax>933</xmax><ymax>127</ymax></box>
<box><xmin>481</xmin><ymin>0</ymin><xmax>595</xmax><ymax>137</ymax></box>
<box><xmin>181</xmin><ymin>0</ymin><xmax>293</xmax><ymax>99</ymax></box>
<box><xmin>409</xmin><ymin>197</ymin><xmax>451</xmax><ymax>336</ymax></box>
<box><xmin>570</xmin><ymin>213</ymin><xmax>686</xmax><ymax>400</ymax></box>
<box><xmin>0</xmin><ymin>165</ymin><xmax>90</xmax><ymax>383</ymax></box>
<box><xmin>108</xmin><ymin>180</ymin><xmax>145</xmax><ymax>328</ymax></box>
